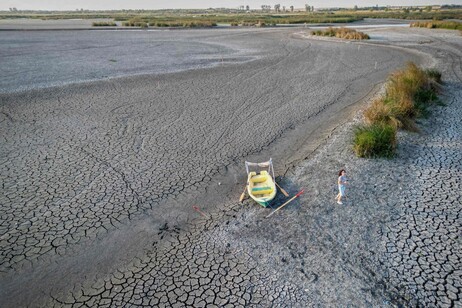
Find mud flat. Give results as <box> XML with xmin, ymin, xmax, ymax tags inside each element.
<box><xmin>0</xmin><ymin>27</ymin><xmax>460</xmax><ymax>306</ymax></box>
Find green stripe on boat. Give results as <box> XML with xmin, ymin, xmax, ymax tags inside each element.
<box><xmin>252</xmin><ymin>186</ymin><xmax>272</xmax><ymax>192</ymax></box>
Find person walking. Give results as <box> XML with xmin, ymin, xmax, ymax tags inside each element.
<box><xmin>336</xmin><ymin>169</ymin><xmax>348</xmax><ymax>205</ymax></box>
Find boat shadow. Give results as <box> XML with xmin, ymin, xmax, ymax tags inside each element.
<box><xmin>266</xmin><ymin>176</ymin><xmax>301</xmax><ymax>211</ymax></box>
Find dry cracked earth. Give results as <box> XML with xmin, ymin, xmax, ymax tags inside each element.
<box><xmin>0</xmin><ymin>26</ymin><xmax>461</xmax><ymax>307</ymax></box>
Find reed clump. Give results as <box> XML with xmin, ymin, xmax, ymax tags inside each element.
<box><xmin>354</xmin><ymin>62</ymin><xmax>442</xmax><ymax>158</ymax></box>
<box><xmin>353</xmin><ymin>124</ymin><xmax>397</xmax><ymax>158</ymax></box>
<box><xmin>311</xmin><ymin>27</ymin><xmax>370</xmax><ymax>40</ymax></box>
<box><xmin>150</xmin><ymin>21</ymin><xmax>217</xmax><ymax>27</ymax></box>
<box><xmin>92</xmin><ymin>21</ymin><xmax>117</xmax><ymax>26</ymax></box>
<box><xmin>410</xmin><ymin>21</ymin><xmax>462</xmax><ymax>30</ymax></box>
<box><xmin>123</xmin><ymin>18</ymin><xmax>148</xmax><ymax>28</ymax></box>
<box><xmin>123</xmin><ymin>18</ymin><xmax>217</xmax><ymax>28</ymax></box>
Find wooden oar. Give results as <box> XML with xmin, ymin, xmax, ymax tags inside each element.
<box><xmin>275</xmin><ymin>182</ymin><xmax>289</xmax><ymax>197</ymax></box>
<box><xmin>266</xmin><ymin>189</ymin><xmax>304</xmax><ymax>218</ymax></box>
<box><xmin>239</xmin><ymin>184</ymin><xmax>248</xmax><ymax>202</ymax></box>
<box><xmin>192</xmin><ymin>205</ymin><xmax>207</xmax><ymax>217</ymax></box>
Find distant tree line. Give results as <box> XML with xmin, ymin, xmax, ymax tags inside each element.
<box><xmin>240</xmin><ymin>4</ymin><xmax>315</xmax><ymax>12</ymax></box>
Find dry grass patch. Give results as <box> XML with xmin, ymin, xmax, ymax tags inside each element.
<box><xmin>311</xmin><ymin>27</ymin><xmax>370</xmax><ymax>40</ymax></box>
<box><xmin>150</xmin><ymin>21</ymin><xmax>217</xmax><ymax>27</ymax></box>
<box><xmin>355</xmin><ymin>62</ymin><xmax>442</xmax><ymax>158</ymax></box>
<box><xmin>92</xmin><ymin>21</ymin><xmax>117</xmax><ymax>27</ymax></box>
<box><xmin>123</xmin><ymin>18</ymin><xmax>148</xmax><ymax>28</ymax></box>
<box><xmin>368</xmin><ymin>63</ymin><xmax>441</xmax><ymax>128</ymax></box>
<box><xmin>411</xmin><ymin>21</ymin><xmax>462</xmax><ymax>30</ymax></box>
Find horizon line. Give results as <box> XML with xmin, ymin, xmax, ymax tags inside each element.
<box><xmin>2</xmin><ymin>4</ymin><xmax>458</xmax><ymax>12</ymax></box>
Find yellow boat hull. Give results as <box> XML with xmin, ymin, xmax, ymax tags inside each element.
<box><xmin>247</xmin><ymin>171</ymin><xmax>276</xmax><ymax>207</ymax></box>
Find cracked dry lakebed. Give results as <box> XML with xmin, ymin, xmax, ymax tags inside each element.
<box><xmin>0</xmin><ymin>24</ymin><xmax>461</xmax><ymax>307</ymax></box>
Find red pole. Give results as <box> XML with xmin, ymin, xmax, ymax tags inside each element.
<box><xmin>266</xmin><ymin>189</ymin><xmax>304</xmax><ymax>218</ymax></box>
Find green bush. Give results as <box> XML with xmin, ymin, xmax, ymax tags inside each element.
<box><xmin>414</xmin><ymin>87</ymin><xmax>442</xmax><ymax>117</ymax></box>
<box><xmin>122</xmin><ymin>18</ymin><xmax>148</xmax><ymax>27</ymax></box>
<box><xmin>311</xmin><ymin>27</ymin><xmax>369</xmax><ymax>40</ymax></box>
<box><xmin>148</xmin><ymin>20</ymin><xmax>216</xmax><ymax>28</ymax></box>
<box><xmin>92</xmin><ymin>21</ymin><xmax>117</xmax><ymax>27</ymax></box>
<box><xmin>411</xmin><ymin>21</ymin><xmax>462</xmax><ymax>30</ymax></box>
<box><xmin>353</xmin><ymin>124</ymin><xmax>397</xmax><ymax>158</ymax></box>
<box><xmin>357</xmin><ymin>63</ymin><xmax>443</xmax><ymax>158</ymax></box>
<box><xmin>364</xmin><ymin>63</ymin><xmax>441</xmax><ymax>130</ymax></box>
<box><xmin>425</xmin><ymin>69</ymin><xmax>442</xmax><ymax>83</ymax></box>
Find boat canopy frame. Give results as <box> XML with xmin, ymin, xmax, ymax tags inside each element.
<box><xmin>245</xmin><ymin>158</ymin><xmax>275</xmax><ymax>180</ymax></box>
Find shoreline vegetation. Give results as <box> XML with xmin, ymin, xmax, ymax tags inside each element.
<box><xmin>93</xmin><ymin>19</ymin><xmax>462</xmax><ymax>29</ymax></box>
<box><xmin>354</xmin><ymin>63</ymin><xmax>442</xmax><ymax>158</ymax></box>
<box><xmin>311</xmin><ymin>27</ymin><xmax>370</xmax><ymax>39</ymax></box>
<box><xmin>1</xmin><ymin>7</ymin><xmax>461</xmax><ymax>28</ymax></box>
<box><xmin>122</xmin><ymin>18</ymin><xmax>217</xmax><ymax>28</ymax></box>
<box><xmin>91</xmin><ymin>21</ymin><xmax>116</xmax><ymax>27</ymax></box>
<box><xmin>118</xmin><ymin>16</ymin><xmax>360</xmax><ymax>28</ymax></box>
<box><xmin>410</xmin><ymin>20</ymin><xmax>462</xmax><ymax>30</ymax></box>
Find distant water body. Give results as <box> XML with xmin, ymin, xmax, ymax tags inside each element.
<box><xmin>0</xmin><ymin>30</ymin><xmax>254</xmax><ymax>93</ymax></box>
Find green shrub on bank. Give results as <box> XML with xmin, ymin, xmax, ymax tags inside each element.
<box><xmin>115</xmin><ymin>14</ymin><xmax>363</xmax><ymax>29</ymax></box>
<box><xmin>2</xmin><ymin>8</ymin><xmax>462</xmax><ymax>24</ymax></box>
<box><xmin>149</xmin><ymin>21</ymin><xmax>217</xmax><ymax>27</ymax></box>
<box><xmin>123</xmin><ymin>19</ymin><xmax>148</xmax><ymax>27</ymax></box>
<box><xmin>150</xmin><ymin>21</ymin><xmax>181</xmax><ymax>27</ymax></box>
<box><xmin>353</xmin><ymin>124</ymin><xmax>397</xmax><ymax>158</ymax></box>
<box><xmin>311</xmin><ymin>27</ymin><xmax>370</xmax><ymax>40</ymax></box>
<box><xmin>410</xmin><ymin>21</ymin><xmax>462</xmax><ymax>30</ymax></box>
<box><xmin>356</xmin><ymin>62</ymin><xmax>442</xmax><ymax>158</ymax></box>
<box><xmin>425</xmin><ymin>69</ymin><xmax>442</xmax><ymax>83</ymax></box>
<box><xmin>122</xmin><ymin>19</ymin><xmax>217</xmax><ymax>28</ymax></box>
<box><xmin>92</xmin><ymin>21</ymin><xmax>117</xmax><ymax>26</ymax></box>
<box><xmin>241</xmin><ymin>21</ymin><xmax>257</xmax><ymax>26</ymax></box>
<box><xmin>365</xmin><ymin>63</ymin><xmax>441</xmax><ymax>130</ymax></box>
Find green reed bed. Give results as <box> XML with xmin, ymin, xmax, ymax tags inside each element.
<box><xmin>410</xmin><ymin>20</ymin><xmax>462</xmax><ymax>30</ymax></box>
<box><xmin>311</xmin><ymin>27</ymin><xmax>370</xmax><ymax>39</ymax></box>
<box><xmin>149</xmin><ymin>21</ymin><xmax>217</xmax><ymax>27</ymax></box>
<box><xmin>120</xmin><ymin>14</ymin><xmax>362</xmax><ymax>28</ymax></box>
<box><xmin>354</xmin><ymin>63</ymin><xmax>442</xmax><ymax>158</ymax></box>
<box><xmin>353</xmin><ymin>124</ymin><xmax>397</xmax><ymax>158</ymax></box>
<box><xmin>1</xmin><ymin>7</ymin><xmax>461</xmax><ymax>22</ymax></box>
<box><xmin>92</xmin><ymin>21</ymin><xmax>117</xmax><ymax>27</ymax></box>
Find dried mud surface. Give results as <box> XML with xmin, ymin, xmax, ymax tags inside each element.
<box><xmin>0</xmin><ymin>27</ymin><xmax>460</xmax><ymax>307</ymax></box>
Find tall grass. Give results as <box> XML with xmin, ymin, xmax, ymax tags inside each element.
<box><xmin>425</xmin><ymin>69</ymin><xmax>442</xmax><ymax>83</ymax></box>
<box><xmin>365</xmin><ymin>63</ymin><xmax>441</xmax><ymax>129</ymax></box>
<box><xmin>353</xmin><ymin>124</ymin><xmax>397</xmax><ymax>158</ymax></box>
<box><xmin>122</xmin><ymin>18</ymin><xmax>148</xmax><ymax>27</ymax></box>
<box><xmin>355</xmin><ymin>62</ymin><xmax>442</xmax><ymax>158</ymax></box>
<box><xmin>92</xmin><ymin>21</ymin><xmax>117</xmax><ymax>27</ymax></box>
<box><xmin>122</xmin><ymin>17</ymin><xmax>216</xmax><ymax>28</ymax></box>
<box><xmin>124</xmin><ymin>15</ymin><xmax>361</xmax><ymax>27</ymax></box>
<box><xmin>1</xmin><ymin>8</ymin><xmax>461</xmax><ymax>23</ymax></box>
<box><xmin>410</xmin><ymin>21</ymin><xmax>462</xmax><ymax>30</ymax></box>
<box><xmin>149</xmin><ymin>21</ymin><xmax>217</xmax><ymax>27</ymax></box>
<box><xmin>311</xmin><ymin>27</ymin><xmax>370</xmax><ymax>40</ymax></box>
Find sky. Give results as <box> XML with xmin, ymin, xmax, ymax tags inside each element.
<box><xmin>1</xmin><ymin>0</ymin><xmax>460</xmax><ymax>11</ymax></box>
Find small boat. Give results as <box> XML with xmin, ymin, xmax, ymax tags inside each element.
<box><xmin>245</xmin><ymin>159</ymin><xmax>277</xmax><ymax>207</ymax></box>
